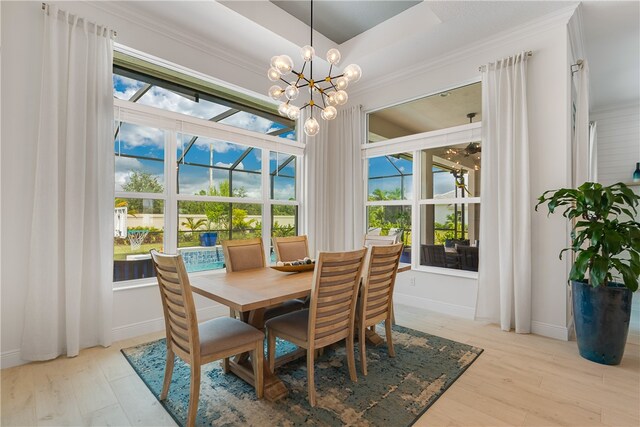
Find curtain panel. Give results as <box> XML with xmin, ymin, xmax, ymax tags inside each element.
<box><xmin>475</xmin><ymin>52</ymin><xmax>532</xmax><ymax>333</ymax></box>
<box><xmin>303</xmin><ymin>106</ymin><xmax>364</xmax><ymax>256</ymax></box>
<box><xmin>21</xmin><ymin>5</ymin><xmax>115</xmax><ymax>360</ymax></box>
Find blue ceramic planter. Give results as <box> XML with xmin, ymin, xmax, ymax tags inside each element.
<box><xmin>199</xmin><ymin>232</ymin><xmax>218</xmax><ymax>247</ymax></box>
<box><xmin>572</xmin><ymin>280</ymin><xmax>633</xmax><ymax>365</ymax></box>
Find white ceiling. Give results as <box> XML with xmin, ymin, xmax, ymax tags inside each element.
<box><xmin>581</xmin><ymin>1</ymin><xmax>640</xmax><ymax>110</ymax></box>
<box><xmin>270</xmin><ymin>1</ymin><xmax>422</xmax><ymax>44</ymax></box>
<box><xmin>109</xmin><ymin>1</ymin><xmax>639</xmax><ymax>112</ymax></box>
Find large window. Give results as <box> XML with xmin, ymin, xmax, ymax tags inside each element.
<box><xmin>365</xmin><ymin>82</ymin><xmax>481</xmax><ymax>274</ymax></box>
<box><xmin>113</xmin><ymin>52</ymin><xmax>301</xmax><ymax>284</ymax></box>
<box><xmin>366</xmin><ymin>153</ymin><xmax>413</xmax><ymax>262</ymax></box>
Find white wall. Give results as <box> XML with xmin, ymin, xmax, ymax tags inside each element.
<box><xmin>592</xmin><ymin>104</ymin><xmax>640</xmax><ymax>185</ymax></box>
<box><xmin>591</xmin><ymin>104</ymin><xmax>640</xmax><ymax>343</ymax></box>
<box><xmin>350</xmin><ymin>12</ymin><xmax>574</xmax><ymax>340</ymax></box>
<box><xmin>1</xmin><ymin>1</ymin><xmax>257</xmax><ymax>368</ymax></box>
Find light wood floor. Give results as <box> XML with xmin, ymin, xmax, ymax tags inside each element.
<box><xmin>2</xmin><ymin>304</ymin><xmax>639</xmax><ymax>426</ymax></box>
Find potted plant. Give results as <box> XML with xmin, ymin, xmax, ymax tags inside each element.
<box><xmin>536</xmin><ymin>182</ymin><xmax>639</xmax><ymax>365</ymax></box>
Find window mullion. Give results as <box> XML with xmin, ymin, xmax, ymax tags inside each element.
<box><xmin>262</xmin><ymin>149</ymin><xmax>272</xmax><ymax>260</ymax></box>
<box><xmin>165</xmin><ymin>129</ymin><xmax>178</xmax><ymax>253</ymax></box>
<box><xmin>412</xmin><ymin>149</ymin><xmax>420</xmax><ymax>269</ymax></box>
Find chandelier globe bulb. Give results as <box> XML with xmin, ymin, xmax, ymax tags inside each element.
<box><xmin>301</xmin><ymin>45</ymin><xmax>315</xmax><ymax>62</ymax></box>
<box><xmin>304</xmin><ymin>116</ymin><xmax>320</xmax><ymax>136</ymax></box>
<box><xmin>274</xmin><ymin>55</ymin><xmax>293</xmax><ymax>75</ymax></box>
<box><xmin>335</xmin><ymin>90</ymin><xmax>348</xmax><ymax>105</ymax></box>
<box><xmin>277</xmin><ymin>102</ymin><xmax>290</xmax><ymax>117</ymax></box>
<box><xmin>326</xmin><ymin>48</ymin><xmax>341</xmax><ymax>65</ymax></box>
<box><xmin>326</xmin><ymin>91</ymin><xmax>337</xmax><ymax>106</ymax></box>
<box><xmin>284</xmin><ymin>85</ymin><xmax>299</xmax><ymax>100</ymax></box>
<box><xmin>268</xmin><ymin>85</ymin><xmax>284</xmax><ymax>100</ymax></box>
<box><xmin>321</xmin><ymin>106</ymin><xmax>337</xmax><ymax>121</ymax></box>
<box><xmin>343</xmin><ymin>64</ymin><xmax>362</xmax><ymax>82</ymax></box>
<box><xmin>287</xmin><ymin>105</ymin><xmax>301</xmax><ymax>120</ymax></box>
<box><xmin>335</xmin><ymin>77</ymin><xmax>349</xmax><ymax>90</ymax></box>
<box><xmin>267</xmin><ymin>67</ymin><xmax>281</xmax><ymax>81</ymax></box>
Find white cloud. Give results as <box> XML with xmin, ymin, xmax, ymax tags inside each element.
<box><xmin>118</xmin><ymin>123</ymin><xmax>164</xmax><ymax>150</ymax></box>
<box><xmin>214</xmin><ymin>161</ymin><xmax>244</xmax><ymax>170</ymax></box>
<box><xmin>137</xmin><ymin>86</ymin><xmax>229</xmax><ymax>120</ymax></box>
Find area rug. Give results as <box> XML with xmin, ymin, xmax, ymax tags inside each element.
<box><xmin>121</xmin><ymin>324</ymin><xmax>483</xmax><ymax>426</ymax></box>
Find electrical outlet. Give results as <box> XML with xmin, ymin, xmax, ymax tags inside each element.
<box><xmin>409</xmin><ymin>277</ymin><xmax>416</xmax><ymax>286</ymax></box>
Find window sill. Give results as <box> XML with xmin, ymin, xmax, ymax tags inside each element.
<box><xmin>412</xmin><ymin>265</ymin><xmax>479</xmax><ymax>280</ymax></box>
<box><xmin>112</xmin><ymin>268</ymin><xmax>227</xmax><ymax>292</ymax></box>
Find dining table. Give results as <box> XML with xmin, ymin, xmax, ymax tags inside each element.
<box><xmin>189</xmin><ymin>263</ymin><xmax>411</xmax><ymax>401</ymax></box>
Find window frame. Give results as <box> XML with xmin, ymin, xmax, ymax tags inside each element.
<box><xmin>113</xmin><ymin>97</ymin><xmax>303</xmax><ymax>288</ymax></box>
<box><xmin>363</xmin><ymin>117</ymin><xmax>482</xmax><ymax>278</ymax></box>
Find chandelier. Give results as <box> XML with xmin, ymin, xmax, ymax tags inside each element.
<box><xmin>267</xmin><ymin>0</ymin><xmax>362</xmax><ymax>136</ymax></box>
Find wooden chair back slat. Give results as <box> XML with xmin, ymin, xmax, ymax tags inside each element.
<box><xmin>361</xmin><ymin>244</ymin><xmax>403</xmax><ymax>325</ymax></box>
<box><xmin>308</xmin><ymin>249</ymin><xmax>366</xmax><ymax>348</ymax></box>
<box><xmin>151</xmin><ymin>250</ymin><xmax>200</xmax><ymax>362</ymax></box>
<box><xmin>273</xmin><ymin>235</ymin><xmax>309</xmax><ymax>262</ymax></box>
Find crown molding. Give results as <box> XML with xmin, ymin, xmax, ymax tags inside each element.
<box><xmin>350</xmin><ymin>3</ymin><xmax>579</xmax><ymax>99</ymax></box>
<box><xmin>88</xmin><ymin>1</ymin><xmax>266</xmax><ymax>79</ymax></box>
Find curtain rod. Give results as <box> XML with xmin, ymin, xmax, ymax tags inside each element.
<box><xmin>478</xmin><ymin>51</ymin><xmax>533</xmax><ymax>72</ymax></box>
<box><xmin>41</xmin><ymin>2</ymin><xmax>117</xmax><ymax>37</ymax></box>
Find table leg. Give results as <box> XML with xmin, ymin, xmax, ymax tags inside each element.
<box><xmin>224</xmin><ymin>307</ymin><xmax>291</xmax><ymax>401</ymax></box>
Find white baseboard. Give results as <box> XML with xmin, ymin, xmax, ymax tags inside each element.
<box><xmin>0</xmin><ymin>350</ymin><xmax>23</xmax><ymax>370</ymax></box>
<box><xmin>393</xmin><ymin>292</ymin><xmax>476</xmax><ymax>319</ymax></box>
<box><xmin>111</xmin><ymin>304</ymin><xmax>228</xmax><ymax>343</ymax></box>
<box><xmin>1</xmin><ymin>305</ymin><xmax>228</xmax><ymax>370</ymax></box>
<box><xmin>531</xmin><ymin>320</ymin><xmax>569</xmax><ymax>341</ymax></box>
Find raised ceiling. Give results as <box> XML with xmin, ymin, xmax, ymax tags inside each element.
<box><xmin>270</xmin><ymin>1</ymin><xmax>421</xmax><ymax>44</ymax></box>
<box><xmin>107</xmin><ymin>1</ymin><xmax>638</xmax><ymax>113</ymax></box>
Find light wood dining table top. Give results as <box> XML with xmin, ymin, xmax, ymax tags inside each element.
<box><xmin>189</xmin><ymin>267</ymin><xmax>314</xmax><ymax>313</ymax></box>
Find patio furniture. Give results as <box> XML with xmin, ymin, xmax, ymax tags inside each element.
<box><xmin>363</xmin><ymin>234</ymin><xmax>399</xmax><ymax>247</ymax></box>
<box><xmin>113</xmin><ymin>258</ymin><xmax>156</xmax><ymax>282</ymax></box>
<box><xmin>150</xmin><ymin>250</ymin><xmax>264</xmax><ymax>426</ymax></box>
<box><xmin>457</xmin><ymin>245</ymin><xmax>479</xmax><ymax>271</ymax></box>
<box><xmin>421</xmin><ymin>244</ymin><xmax>458</xmax><ymax>269</ymax></box>
<box><xmin>265</xmin><ymin>249</ymin><xmax>367</xmax><ymax>406</ymax></box>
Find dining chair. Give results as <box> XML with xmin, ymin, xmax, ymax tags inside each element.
<box><xmin>222</xmin><ymin>238</ymin><xmax>305</xmax><ymax>321</ymax></box>
<box><xmin>273</xmin><ymin>235</ymin><xmax>309</xmax><ymax>262</ymax></box>
<box><xmin>150</xmin><ymin>250</ymin><xmax>264</xmax><ymax>427</ymax></box>
<box><xmin>363</xmin><ymin>234</ymin><xmax>399</xmax><ymax>247</ymax></box>
<box><xmin>358</xmin><ymin>243</ymin><xmax>403</xmax><ymax>375</ymax></box>
<box><xmin>265</xmin><ymin>248</ymin><xmax>367</xmax><ymax>407</ymax></box>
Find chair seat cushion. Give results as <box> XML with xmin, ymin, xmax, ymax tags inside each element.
<box><xmin>265</xmin><ymin>309</ymin><xmax>309</xmax><ymax>342</ymax></box>
<box><xmin>199</xmin><ymin>317</ymin><xmax>264</xmax><ymax>357</ymax></box>
<box><xmin>264</xmin><ymin>299</ymin><xmax>306</xmax><ymax>321</ymax></box>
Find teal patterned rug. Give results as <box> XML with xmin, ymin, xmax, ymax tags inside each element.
<box><xmin>121</xmin><ymin>324</ymin><xmax>482</xmax><ymax>426</ymax></box>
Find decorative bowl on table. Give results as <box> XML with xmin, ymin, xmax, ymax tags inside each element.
<box><xmin>270</xmin><ymin>257</ymin><xmax>316</xmax><ymax>272</ymax></box>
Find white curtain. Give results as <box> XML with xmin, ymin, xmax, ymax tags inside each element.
<box><xmin>302</xmin><ymin>109</ymin><xmax>330</xmax><ymax>256</ymax></box>
<box><xmin>327</xmin><ymin>106</ymin><xmax>365</xmax><ymax>251</ymax></box>
<box><xmin>475</xmin><ymin>52</ymin><xmax>531</xmax><ymax>333</ymax></box>
<box><xmin>303</xmin><ymin>106</ymin><xmax>364</xmax><ymax>255</ymax></box>
<box><xmin>588</xmin><ymin>121</ymin><xmax>598</xmax><ymax>182</ymax></box>
<box><xmin>21</xmin><ymin>5</ymin><xmax>114</xmax><ymax>360</ymax></box>
<box><xmin>574</xmin><ymin>60</ymin><xmax>590</xmax><ymax>186</ymax></box>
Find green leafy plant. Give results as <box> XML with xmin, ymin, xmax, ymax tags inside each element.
<box><xmin>535</xmin><ymin>182</ymin><xmax>640</xmax><ymax>291</ymax></box>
